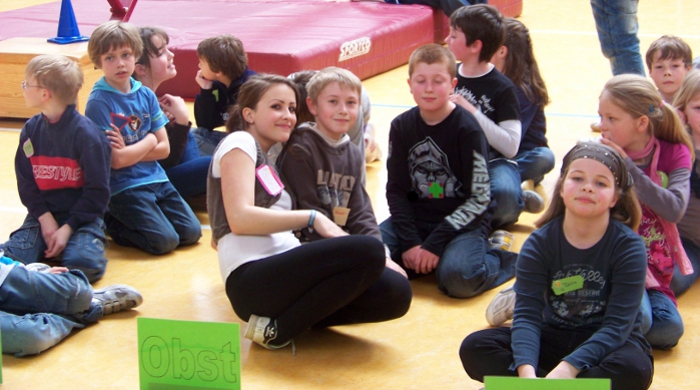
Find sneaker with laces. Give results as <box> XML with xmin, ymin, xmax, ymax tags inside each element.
<box><xmin>485</xmin><ymin>286</ymin><xmax>516</xmax><ymax>327</ymax></box>
<box><xmin>92</xmin><ymin>284</ymin><xmax>143</xmax><ymax>316</ymax></box>
<box><xmin>488</xmin><ymin>230</ymin><xmax>515</xmax><ymax>251</ymax></box>
<box><xmin>522</xmin><ymin>190</ymin><xmax>545</xmax><ymax>213</ymax></box>
<box><xmin>244</xmin><ymin>314</ymin><xmax>290</xmax><ymax>350</ymax></box>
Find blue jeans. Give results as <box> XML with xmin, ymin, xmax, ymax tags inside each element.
<box><xmin>380</xmin><ymin>217</ymin><xmax>517</xmax><ymax>298</ymax></box>
<box><xmin>515</xmin><ymin>147</ymin><xmax>555</xmax><ymax>186</ymax></box>
<box><xmin>639</xmin><ymin>288</ymin><xmax>683</xmax><ymax>350</ymax></box>
<box><xmin>489</xmin><ymin>159</ymin><xmax>524</xmax><ymax>229</ymax></box>
<box><xmin>2</xmin><ymin>215</ymin><xmax>108</xmax><ymax>283</ymax></box>
<box><xmin>670</xmin><ymin>237</ymin><xmax>700</xmax><ymax>297</ymax></box>
<box><xmin>0</xmin><ymin>267</ymin><xmax>102</xmax><ymax>356</ymax></box>
<box><xmin>590</xmin><ymin>0</ymin><xmax>645</xmax><ymax>76</ymax></box>
<box><xmin>105</xmin><ymin>182</ymin><xmax>202</xmax><ymax>255</ymax></box>
<box><xmin>387</xmin><ymin>0</ymin><xmax>486</xmax><ymax>17</ymax></box>
<box><xmin>165</xmin><ymin>133</ymin><xmax>211</xmax><ymax>199</ymax></box>
<box><xmin>190</xmin><ymin>127</ymin><xmax>227</xmax><ymax>157</ymax></box>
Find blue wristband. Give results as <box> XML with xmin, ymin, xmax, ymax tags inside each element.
<box><xmin>308</xmin><ymin>209</ymin><xmax>317</xmax><ymax>230</ymax></box>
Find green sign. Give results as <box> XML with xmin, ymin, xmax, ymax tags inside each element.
<box><xmin>485</xmin><ymin>376</ymin><xmax>610</xmax><ymax>390</ymax></box>
<box><xmin>138</xmin><ymin>318</ymin><xmax>240</xmax><ymax>390</ymax></box>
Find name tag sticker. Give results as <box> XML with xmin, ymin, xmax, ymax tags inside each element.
<box><xmin>552</xmin><ymin>275</ymin><xmax>584</xmax><ymax>295</ymax></box>
<box><xmin>256</xmin><ymin>164</ymin><xmax>284</xmax><ymax>196</ymax></box>
<box><xmin>23</xmin><ymin>138</ymin><xmax>34</xmax><ymax>158</ymax></box>
<box><xmin>333</xmin><ymin>206</ymin><xmax>351</xmax><ymax>226</ymax></box>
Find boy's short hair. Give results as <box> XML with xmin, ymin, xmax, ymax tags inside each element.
<box><xmin>197</xmin><ymin>35</ymin><xmax>248</xmax><ymax>81</ymax></box>
<box><xmin>449</xmin><ymin>4</ymin><xmax>506</xmax><ymax>63</ymax></box>
<box><xmin>408</xmin><ymin>44</ymin><xmax>456</xmax><ymax>78</ymax></box>
<box><xmin>306</xmin><ymin>67</ymin><xmax>362</xmax><ymax>104</ymax></box>
<box><xmin>87</xmin><ymin>20</ymin><xmax>143</xmax><ymax>68</ymax></box>
<box><xmin>645</xmin><ymin>35</ymin><xmax>693</xmax><ymax>69</ymax></box>
<box><xmin>25</xmin><ymin>54</ymin><xmax>83</xmax><ymax>105</ymax></box>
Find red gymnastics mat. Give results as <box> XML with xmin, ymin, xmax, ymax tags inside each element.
<box><xmin>0</xmin><ymin>0</ymin><xmax>521</xmax><ymax>99</ymax></box>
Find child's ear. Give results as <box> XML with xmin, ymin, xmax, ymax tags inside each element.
<box><xmin>636</xmin><ymin>115</ymin><xmax>650</xmax><ymax>133</ymax></box>
<box><xmin>242</xmin><ymin>107</ymin><xmax>254</xmax><ymax>124</ymax></box>
<box><xmin>451</xmin><ymin>77</ymin><xmax>458</xmax><ymax>91</ymax></box>
<box><xmin>469</xmin><ymin>39</ymin><xmax>483</xmax><ymax>54</ymax></box>
<box><xmin>306</xmin><ymin>96</ymin><xmax>318</xmax><ymax>116</ymax></box>
<box><xmin>134</xmin><ymin>63</ymin><xmax>148</xmax><ymax>78</ymax></box>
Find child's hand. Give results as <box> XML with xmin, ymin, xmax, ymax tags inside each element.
<box><xmin>414</xmin><ymin>248</ymin><xmax>439</xmax><ymax>274</ymax></box>
<box><xmin>401</xmin><ymin>246</ymin><xmax>421</xmax><ymax>270</ymax></box>
<box><xmin>599</xmin><ymin>137</ymin><xmax>628</xmax><ymax>159</ymax></box>
<box><xmin>449</xmin><ymin>94</ymin><xmax>477</xmax><ymax>114</ymax></box>
<box><xmin>44</xmin><ymin>224</ymin><xmax>73</xmax><ymax>259</ymax></box>
<box><xmin>195</xmin><ymin>70</ymin><xmax>214</xmax><ymax>90</ymax></box>
<box><xmin>312</xmin><ymin>213</ymin><xmax>349</xmax><ymax>238</ymax></box>
<box><xmin>106</xmin><ymin>124</ymin><xmax>125</xmax><ymax>149</ymax></box>
<box><xmin>159</xmin><ymin>94</ymin><xmax>190</xmax><ymax>126</ymax></box>
<box><xmin>49</xmin><ymin>266</ymin><xmax>69</xmax><ymax>274</ymax></box>
<box><xmin>385</xmin><ymin>257</ymin><xmax>408</xmax><ymax>279</ymax></box>
<box><xmin>37</xmin><ymin>212</ymin><xmax>59</xmax><ymax>248</ymax></box>
<box><xmin>545</xmin><ymin>361</ymin><xmax>580</xmax><ymax>379</ymax></box>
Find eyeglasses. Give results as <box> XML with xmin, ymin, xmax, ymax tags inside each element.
<box><xmin>21</xmin><ymin>80</ymin><xmax>44</xmax><ymax>90</ymax></box>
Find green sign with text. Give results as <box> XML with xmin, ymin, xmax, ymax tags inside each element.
<box><xmin>138</xmin><ymin>318</ymin><xmax>240</xmax><ymax>390</ymax></box>
<box><xmin>485</xmin><ymin>376</ymin><xmax>610</xmax><ymax>390</ymax></box>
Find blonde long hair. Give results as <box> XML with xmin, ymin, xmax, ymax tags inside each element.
<box><xmin>600</xmin><ymin>74</ymin><xmax>694</xmax><ymax>160</ymax></box>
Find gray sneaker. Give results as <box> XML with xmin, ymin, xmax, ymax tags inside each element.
<box><xmin>25</xmin><ymin>263</ymin><xmax>51</xmax><ymax>273</ymax></box>
<box><xmin>92</xmin><ymin>284</ymin><xmax>143</xmax><ymax>316</ymax></box>
<box><xmin>488</xmin><ymin>230</ymin><xmax>515</xmax><ymax>251</ymax></box>
<box><xmin>523</xmin><ymin>190</ymin><xmax>545</xmax><ymax>213</ymax></box>
<box><xmin>485</xmin><ymin>286</ymin><xmax>516</xmax><ymax>327</ymax></box>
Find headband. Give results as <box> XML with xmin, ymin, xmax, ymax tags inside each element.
<box><xmin>562</xmin><ymin>141</ymin><xmax>633</xmax><ymax>191</ymax></box>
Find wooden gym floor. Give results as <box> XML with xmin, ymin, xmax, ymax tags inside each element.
<box><xmin>1</xmin><ymin>0</ymin><xmax>699</xmax><ymax>388</ymax></box>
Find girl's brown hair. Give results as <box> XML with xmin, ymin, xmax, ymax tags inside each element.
<box><xmin>501</xmin><ymin>18</ymin><xmax>549</xmax><ymax>106</ymax></box>
<box><xmin>225</xmin><ymin>74</ymin><xmax>300</xmax><ymax>133</ymax></box>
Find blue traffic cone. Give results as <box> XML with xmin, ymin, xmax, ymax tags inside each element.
<box><xmin>48</xmin><ymin>0</ymin><xmax>89</xmax><ymax>44</ymax></box>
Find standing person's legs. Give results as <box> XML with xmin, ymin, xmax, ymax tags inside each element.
<box><xmin>105</xmin><ymin>185</ymin><xmax>181</xmax><ymax>255</ymax></box>
<box><xmin>226</xmin><ymin>235</ymin><xmax>386</xmax><ymax>344</ymax></box>
<box><xmin>590</xmin><ymin>0</ymin><xmax>645</xmax><ymax>76</ymax></box>
<box><xmin>642</xmin><ymin>289</ymin><xmax>684</xmax><ymax>350</ymax></box>
<box><xmin>670</xmin><ymin>237</ymin><xmax>700</xmax><ymax>297</ymax></box>
<box><xmin>435</xmin><ymin>228</ymin><xmax>517</xmax><ymax>298</ymax></box>
<box><xmin>59</xmin><ymin>218</ymin><xmax>108</xmax><ymax>283</ymax></box>
<box><xmin>1</xmin><ymin>215</ymin><xmax>48</xmax><ymax>265</ymax></box>
<box><xmin>153</xmin><ymin>182</ymin><xmax>202</xmax><ymax>247</ymax></box>
<box><xmin>515</xmin><ymin>147</ymin><xmax>556</xmax><ymax>186</ymax></box>
<box><xmin>489</xmin><ymin>158</ymin><xmax>525</xmax><ymax>229</ymax></box>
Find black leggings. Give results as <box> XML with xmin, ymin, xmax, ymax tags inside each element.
<box><xmin>459</xmin><ymin>327</ymin><xmax>654</xmax><ymax>390</ymax></box>
<box><xmin>226</xmin><ymin>235</ymin><xmax>412</xmax><ymax>343</ymax></box>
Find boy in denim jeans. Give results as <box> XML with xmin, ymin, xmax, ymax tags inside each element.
<box><xmin>85</xmin><ymin>21</ymin><xmax>201</xmax><ymax>255</ymax></box>
<box><xmin>2</xmin><ymin>54</ymin><xmax>110</xmax><ymax>282</ymax></box>
<box><xmin>0</xmin><ymin>249</ymin><xmax>142</xmax><ymax>356</ymax></box>
<box><xmin>380</xmin><ymin>44</ymin><xmax>516</xmax><ymax>298</ymax></box>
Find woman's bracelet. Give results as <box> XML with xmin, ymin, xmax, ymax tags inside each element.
<box><xmin>308</xmin><ymin>209</ymin><xmax>317</xmax><ymax>232</ymax></box>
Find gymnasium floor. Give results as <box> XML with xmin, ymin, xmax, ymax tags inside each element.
<box><xmin>0</xmin><ymin>0</ymin><xmax>699</xmax><ymax>389</ymax></box>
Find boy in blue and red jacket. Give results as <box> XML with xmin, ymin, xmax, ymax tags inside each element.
<box><xmin>2</xmin><ymin>54</ymin><xmax>111</xmax><ymax>282</ymax></box>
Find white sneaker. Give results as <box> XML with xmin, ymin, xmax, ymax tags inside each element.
<box><xmin>488</xmin><ymin>230</ymin><xmax>515</xmax><ymax>251</ymax></box>
<box><xmin>244</xmin><ymin>314</ymin><xmax>290</xmax><ymax>350</ymax></box>
<box><xmin>92</xmin><ymin>284</ymin><xmax>143</xmax><ymax>316</ymax></box>
<box><xmin>25</xmin><ymin>263</ymin><xmax>51</xmax><ymax>273</ymax></box>
<box><xmin>485</xmin><ymin>286</ymin><xmax>516</xmax><ymax>327</ymax></box>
